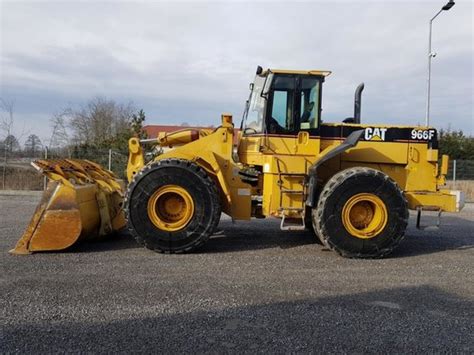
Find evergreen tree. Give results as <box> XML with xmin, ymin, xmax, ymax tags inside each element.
<box><xmin>3</xmin><ymin>134</ymin><xmax>19</xmax><ymax>153</ymax></box>
<box><xmin>439</xmin><ymin>129</ymin><xmax>474</xmax><ymax>160</ymax></box>
<box><xmin>131</xmin><ymin>109</ymin><xmax>147</xmax><ymax>139</ymax></box>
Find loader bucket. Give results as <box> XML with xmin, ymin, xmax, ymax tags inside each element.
<box><xmin>9</xmin><ymin>159</ymin><xmax>126</xmax><ymax>255</ymax></box>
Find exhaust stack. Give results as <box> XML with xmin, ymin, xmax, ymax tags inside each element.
<box><xmin>354</xmin><ymin>83</ymin><xmax>365</xmax><ymax>124</ymax></box>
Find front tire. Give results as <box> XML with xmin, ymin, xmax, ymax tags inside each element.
<box><xmin>125</xmin><ymin>159</ymin><xmax>221</xmax><ymax>253</ymax></box>
<box><xmin>313</xmin><ymin>167</ymin><xmax>408</xmax><ymax>258</ymax></box>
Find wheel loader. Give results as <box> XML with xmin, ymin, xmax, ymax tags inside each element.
<box><xmin>10</xmin><ymin>66</ymin><xmax>465</xmax><ymax>258</ymax></box>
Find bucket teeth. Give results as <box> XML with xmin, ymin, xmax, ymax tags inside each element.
<box><xmin>32</xmin><ymin>159</ymin><xmax>123</xmax><ymax>194</ymax></box>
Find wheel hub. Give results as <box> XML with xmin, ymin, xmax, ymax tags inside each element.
<box><xmin>147</xmin><ymin>185</ymin><xmax>194</xmax><ymax>231</ymax></box>
<box><xmin>342</xmin><ymin>193</ymin><xmax>388</xmax><ymax>239</ymax></box>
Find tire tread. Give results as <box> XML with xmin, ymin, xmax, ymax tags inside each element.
<box><xmin>313</xmin><ymin>167</ymin><xmax>408</xmax><ymax>258</ymax></box>
<box><xmin>124</xmin><ymin>159</ymin><xmax>221</xmax><ymax>253</ymax></box>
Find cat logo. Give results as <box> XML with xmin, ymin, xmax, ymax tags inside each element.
<box><xmin>364</xmin><ymin>127</ymin><xmax>387</xmax><ymax>141</ymax></box>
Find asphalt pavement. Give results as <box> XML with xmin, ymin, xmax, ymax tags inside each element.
<box><xmin>1</xmin><ymin>194</ymin><xmax>473</xmax><ymax>353</ymax></box>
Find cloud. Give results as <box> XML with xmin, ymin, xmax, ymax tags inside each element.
<box><xmin>0</xmin><ymin>0</ymin><xmax>472</xmax><ymax>142</ymax></box>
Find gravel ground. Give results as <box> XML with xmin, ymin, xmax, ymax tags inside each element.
<box><xmin>1</xmin><ymin>194</ymin><xmax>473</xmax><ymax>353</ymax></box>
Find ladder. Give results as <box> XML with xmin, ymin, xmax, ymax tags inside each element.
<box><xmin>416</xmin><ymin>206</ymin><xmax>442</xmax><ymax>230</ymax></box>
<box><xmin>276</xmin><ymin>159</ymin><xmax>307</xmax><ymax>231</ymax></box>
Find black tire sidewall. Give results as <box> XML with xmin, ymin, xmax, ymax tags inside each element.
<box><xmin>127</xmin><ymin>160</ymin><xmax>220</xmax><ymax>252</ymax></box>
<box><xmin>315</xmin><ymin>168</ymin><xmax>408</xmax><ymax>257</ymax></box>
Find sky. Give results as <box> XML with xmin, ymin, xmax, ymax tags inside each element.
<box><xmin>0</xmin><ymin>0</ymin><xmax>473</xmax><ymax>145</ymax></box>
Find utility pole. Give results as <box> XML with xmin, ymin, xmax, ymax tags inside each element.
<box><xmin>425</xmin><ymin>0</ymin><xmax>455</xmax><ymax>126</ymax></box>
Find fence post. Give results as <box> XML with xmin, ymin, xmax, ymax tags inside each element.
<box><xmin>108</xmin><ymin>149</ymin><xmax>112</xmax><ymax>171</ymax></box>
<box><xmin>1</xmin><ymin>143</ymin><xmax>6</xmax><ymax>190</ymax></box>
<box><xmin>43</xmin><ymin>146</ymin><xmax>48</xmax><ymax>190</ymax></box>
<box><xmin>452</xmin><ymin>159</ymin><xmax>457</xmax><ymax>188</ymax></box>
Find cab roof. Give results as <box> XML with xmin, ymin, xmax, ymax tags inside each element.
<box><xmin>266</xmin><ymin>68</ymin><xmax>332</xmax><ymax>77</ymax></box>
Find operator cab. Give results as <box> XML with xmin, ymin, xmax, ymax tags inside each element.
<box><xmin>241</xmin><ymin>66</ymin><xmax>331</xmax><ymax>137</ymax></box>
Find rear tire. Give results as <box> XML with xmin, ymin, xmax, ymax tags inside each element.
<box><xmin>124</xmin><ymin>159</ymin><xmax>221</xmax><ymax>253</ymax></box>
<box><xmin>313</xmin><ymin>167</ymin><xmax>408</xmax><ymax>258</ymax></box>
<box><xmin>305</xmin><ymin>206</ymin><xmax>323</xmax><ymax>244</ymax></box>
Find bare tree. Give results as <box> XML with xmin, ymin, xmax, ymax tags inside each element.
<box><xmin>49</xmin><ymin>109</ymin><xmax>71</xmax><ymax>157</ymax></box>
<box><xmin>0</xmin><ymin>99</ymin><xmax>14</xmax><ymax>136</ymax></box>
<box><xmin>68</xmin><ymin>97</ymin><xmax>135</xmax><ymax>147</ymax></box>
<box><xmin>0</xmin><ymin>98</ymin><xmax>15</xmax><ymax>189</ymax></box>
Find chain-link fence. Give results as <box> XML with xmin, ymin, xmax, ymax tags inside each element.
<box><xmin>446</xmin><ymin>160</ymin><xmax>474</xmax><ymax>181</ymax></box>
<box><xmin>445</xmin><ymin>159</ymin><xmax>474</xmax><ymax>202</ymax></box>
<box><xmin>1</xmin><ymin>147</ymin><xmax>128</xmax><ymax>190</ymax></box>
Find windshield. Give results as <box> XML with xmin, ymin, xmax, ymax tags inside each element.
<box><xmin>242</xmin><ymin>75</ymin><xmax>268</xmax><ymax>135</ymax></box>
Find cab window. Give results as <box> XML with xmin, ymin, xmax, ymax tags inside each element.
<box><xmin>299</xmin><ymin>77</ymin><xmax>320</xmax><ymax>130</ymax></box>
<box><xmin>267</xmin><ymin>76</ymin><xmax>296</xmax><ymax>134</ymax></box>
<box><xmin>266</xmin><ymin>74</ymin><xmax>322</xmax><ymax>134</ymax></box>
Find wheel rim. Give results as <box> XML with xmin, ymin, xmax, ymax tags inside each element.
<box><xmin>147</xmin><ymin>185</ymin><xmax>194</xmax><ymax>232</ymax></box>
<box><xmin>341</xmin><ymin>193</ymin><xmax>388</xmax><ymax>239</ymax></box>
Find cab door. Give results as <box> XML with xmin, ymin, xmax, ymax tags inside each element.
<box><xmin>296</xmin><ymin>75</ymin><xmax>322</xmax><ymax>156</ymax></box>
<box><xmin>260</xmin><ymin>75</ymin><xmax>322</xmax><ymax>218</ymax></box>
<box><xmin>263</xmin><ymin>74</ymin><xmax>298</xmax><ymax>155</ymax></box>
<box><xmin>262</xmin><ymin>75</ymin><xmax>321</xmax><ymax>158</ymax></box>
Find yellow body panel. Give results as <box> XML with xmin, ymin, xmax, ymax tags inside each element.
<box><xmin>237</xmin><ymin>122</ymin><xmax>459</xmax><ymax>219</ymax></box>
<box><xmin>406</xmin><ymin>190</ymin><xmax>464</xmax><ymax>212</ymax></box>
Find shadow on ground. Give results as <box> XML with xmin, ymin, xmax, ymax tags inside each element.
<box><xmin>68</xmin><ymin>232</ymin><xmax>141</xmax><ymax>253</ymax></box>
<box><xmin>392</xmin><ymin>214</ymin><xmax>474</xmax><ymax>258</ymax></box>
<box><xmin>2</xmin><ymin>285</ymin><xmax>472</xmax><ymax>353</ymax></box>
<box><xmin>202</xmin><ymin>220</ymin><xmax>318</xmax><ymax>253</ymax></box>
<box><xmin>68</xmin><ymin>214</ymin><xmax>474</xmax><ymax>259</ymax></box>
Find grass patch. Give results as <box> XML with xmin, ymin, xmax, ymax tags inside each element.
<box><xmin>1</xmin><ymin>166</ymin><xmax>43</xmax><ymax>190</ymax></box>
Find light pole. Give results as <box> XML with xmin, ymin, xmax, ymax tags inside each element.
<box><xmin>425</xmin><ymin>0</ymin><xmax>455</xmax><ymax>126</ymax></box>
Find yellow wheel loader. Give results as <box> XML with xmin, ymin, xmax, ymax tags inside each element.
<box><xmin>11</xmin><ymin>66</ymin><xmax>465</xmax><ymax>258</ymax></box>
